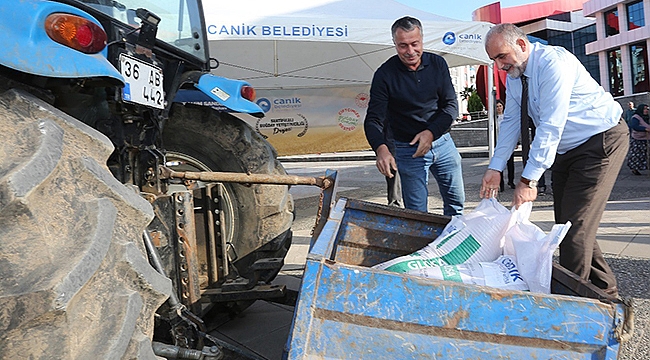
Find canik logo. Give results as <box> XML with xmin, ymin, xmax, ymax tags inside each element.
<box><xmin>442</xmin><ymin>31</ymin><xmax>456</xmax><ymax>45</ymax></box>
<box><xmin>459</xmin><ymin>33</ymin><xmax>482</xmax><ymax>41</ymax></box>
<box><xmin>271</xmin><ymin>97</ymin><xmax>303</xmax><ymax>111</ymax></box>
<box><xmin>458</xmin><ymin>33</ymin><xmax>483</xmax><ymax>44</ymax></box>
<box><xmin>256</xmin><ymin>98</ymin><xmax>271</xmax><ymax>112</ymax></box>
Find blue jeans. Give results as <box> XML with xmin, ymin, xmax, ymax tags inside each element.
<box><xmin>394</xmin><ymin>133</ymin><xmax>465</xmax><ymax>216</ymax></box>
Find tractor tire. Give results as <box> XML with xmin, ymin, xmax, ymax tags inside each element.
<box><xmin>163</xmin><ymin>104</ymin><xmax>294</xmax><ymax>282</ymax></box>
<box><xmin>0</xmin><ymin>89</ymin><xmax>172</xmax><ymax>359</ymax></box>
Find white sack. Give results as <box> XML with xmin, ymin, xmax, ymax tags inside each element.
<box><xmin>505</xmin><ymin>202</ymin><xmax>572</xmax><ymax>294</ymax></box>
<box><xmin>406</xmin><ymin>255</ymin><xmax>529</xmax><ymax>291</ymax></box>
<box><xmin>374</xmin><ymin>198</ymin><xmax>514</xmax><ymax>273</ymax></box>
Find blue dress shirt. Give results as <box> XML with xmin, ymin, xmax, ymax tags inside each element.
<box><xmin>489</xmin><ymin>42</ymin><xmax>623</xmax><ymax>181</ymax></box>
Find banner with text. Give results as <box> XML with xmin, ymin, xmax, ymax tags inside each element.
<box><xmin>237</xmin><ymin>86</ymin><xmax>372</xmax><ymax>156</ymax></box>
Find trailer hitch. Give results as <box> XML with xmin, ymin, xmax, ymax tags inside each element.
<box><xmin>146</xmin><ymin>230</ymin><xmax>266</xmax><ymax>359</ymax></box>
<box><xmin>158</xmin><ymin>166</ymin><xmax>334</xmax><ymax>189</ymax></box>
<box><xmin>159</xmin><ymin>166</ymin><xmax>339</xmax><ymax>244</ymax></box>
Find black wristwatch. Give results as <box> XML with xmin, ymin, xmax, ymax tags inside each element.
<box><xmin>520</xmin><ymin>177</ymin><xmax>538</xmax><ymax>189</ymax></box>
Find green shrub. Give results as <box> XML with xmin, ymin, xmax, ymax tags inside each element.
<box><xmin>468</xmin><ymin>91</ymin><xmax>484</xmax><ymax>113</ymax></box>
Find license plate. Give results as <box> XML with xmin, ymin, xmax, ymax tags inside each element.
<box><xmin>120</xmin><ymin>54</ymin><xmax>164</xmax><ymax>109</ymax></box>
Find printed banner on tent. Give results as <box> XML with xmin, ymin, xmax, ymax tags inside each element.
<box><xmin>236</xmin><ymin>87</ymin><xmax>371</xmax><ymax>156</ymax></box>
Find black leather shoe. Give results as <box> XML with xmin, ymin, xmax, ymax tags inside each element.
<box><xmin>508</xmin><ymin>182</ymin><xmax>515</xmax><ymax>189</ymax></box>
<box><xmin>538</xmin><ymin>186</ymin><xmax>546</xmax><ymax>196</ymax></box>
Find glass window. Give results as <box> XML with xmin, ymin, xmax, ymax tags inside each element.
<box><xmin>605</xmin><ymin>8</ymin><xmax>620</xmax><ymax>36</ymax></box>
<box><xmin>531</xmin><ymin>26</ymin><xmax>602</xmax><ymax>85</ymax></box>
<box><xmin>630</xmin><ymin>43</ymin><xmax>649</xmax><ymax>93</ymax></box>
<box><xmin>548</xmin><ymin>12</ymin><xmax>571</xmax><ymax>22</ymax></box>
<box><xmin>608</xmin><ymin>48</ymin><xmax>624</xmax><ymax>96</ymax></box>
<box><xmin>547</xmin><ymin>30</ymin><xmax>572</xmax><ymax>51</ymax></box>
<box><xmin>79</xmin><ymin>0</ymin><xmax>208</xmax><ymax>62</ymax></box>
<box><xmin>574</xmin><ymin>25</ymin><xmax>600</xmax><ymax>84</ymax></box>
<box><xmin>627</xmin><ymin>1</ymin><xmax>645</xmax><ymax>30</ymax></box>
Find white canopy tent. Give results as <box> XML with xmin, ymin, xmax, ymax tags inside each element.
<box><xmin>201</xmin><ymin>0</ymin><xmax>496</xmax><ymax>156</ymax></box>
<box><xmin>203</xmin><ymin>0</ymin><xmax>492</xmax><ymax>89</ymax></box>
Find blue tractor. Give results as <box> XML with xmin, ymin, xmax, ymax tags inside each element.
<box><xmin>0</xmin><ymin>1</ymin><xmax>296</xmax><ymax>358</ymax></box>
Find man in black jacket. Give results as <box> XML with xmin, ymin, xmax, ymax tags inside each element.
<box><xmin>364</xmin><ymin>16</ymin><xmax>464</xmax><ymax>216</ymax></box>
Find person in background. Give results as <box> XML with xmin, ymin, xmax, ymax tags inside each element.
<box><xmin>364</xmin><ymin>16</ymin><xmax>464</xmax><ymax>216</ymax></box>
<box><xmin>624</xmin><ymin>101</ymin><xmax>636</xmax><ymax>126</ymax></box>
<box><xmin>496</xmin><ymin>99</ymin><xmax>516</xmax><ymax>191</ymax></box>
<box><xmin>480</xmin><ymin>23</ymin><xmax>628</xmax><ymax>298</ymax></box>
<box><xmin>627</xmin><ymin>103</ymin><xmax>650</xmax><ymax>175</ymax></box>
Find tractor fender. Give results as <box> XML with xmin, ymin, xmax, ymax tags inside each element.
<box><xmin>0</xmin><ymin>0</ymin><xmax>123</xmax><ymax>84</ymax></box>
<box><xmin>174</xmin><ymin>73</ymin><xmax>263</xmax><ymax>116</ymax></box>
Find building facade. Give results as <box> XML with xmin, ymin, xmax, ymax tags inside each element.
<box><xmin>583</xmin><ymin>0</ymin><xmax>650</xmax><ymax>100</ymax></box>
<box><xmin>520</xmin><ymin>11</ymin><xmax>600</xmax><ymax>84</ymax></box>
<box><xmin>473</xmin><ymin>0</ymin><xmax>600</xmax><ymax>101</ymax></box>
<box><xmin>450</xmin><ymin>65</ymin><xmax>478</xmax><ymax>119</ymax></box>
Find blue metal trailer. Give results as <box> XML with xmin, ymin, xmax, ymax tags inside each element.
<box><xmin>285</xmin><ymin>197</ymin><xmax>633</xmax><ymax>359</ymax></box>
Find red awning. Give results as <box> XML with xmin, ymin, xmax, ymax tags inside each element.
<box><xmin>476</xmin><ymin>65</ymin><xmax>507</xmax><ymax>109</ymax></box>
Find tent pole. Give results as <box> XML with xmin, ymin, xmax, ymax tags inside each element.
<box><xmin>487</xmin><ymin>63</ymin><xmax>495</xmax><ymax>160</ymax></box>
<box><xmin>274</xmin><ymin>40</ymin><xmax>278</xmax><ymax>76</ymax></box>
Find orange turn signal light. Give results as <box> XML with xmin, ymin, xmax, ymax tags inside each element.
<box><xmin>45</xmin><ymin>13</ymin><xmax>107</xmax><ymax>54</ymax></box>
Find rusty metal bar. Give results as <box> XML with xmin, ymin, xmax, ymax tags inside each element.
<box><xmin>143</xmin><ymin>229</ymin><xmax>182</xmax><ymax>310</ymax></box>
<box><xmin>311</xmin><ymin>169</ymin><xmax>339</xmax><ymax>248</ymax></box>
<box><xmin>202</xmin><ymin>185</ymin><xmax>220</xmax><ymax>285</ymax></box>
<box><xmin>216</xmin><ymin>184</ymin><xmax>229</xmax><ymax>278</ymax></box>
<box><xmin>174</xmin><ymin>192</ymin><xmax>202</xmax><ymax>315</ymax></box>
<box><xmin>159</xmin><ymin>166</ymin><xmax>333</xmax><ymax>189</ymax></box>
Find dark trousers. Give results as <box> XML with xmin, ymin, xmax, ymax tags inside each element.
<box><xmin>500</xmin><ymin>154</ymin><xmax>515</xmax><ymax>190</ymax></box>
<box><xmin>385</xmin><ymin>169</ymin><xmax>403</xmax><ymax>207</ymax></box>
<box><xmin>552</xmin><ymin>121</ymin><xmax>628</xmax><ymax>291</ymax></box>
<box><xmin>506</xmin><ymin>154</ymin><xmax>515</xmax><ymax>184</ymax></box>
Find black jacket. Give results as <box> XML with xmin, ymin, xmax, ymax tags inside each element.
<box><xmin>364</xmin><ymin>52</ymin><xmax>458</xmax><ymax>151</ymax></box>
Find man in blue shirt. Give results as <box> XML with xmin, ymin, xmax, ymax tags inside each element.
<box><xmin>364</xmin><ymin>16</ymin><xmax>464</xmax><ymax>216</ymax></box>
<box><xmin>481</xmin><ymin>24</ymin><xmax>628</xmax><ymax>298</ymax></box>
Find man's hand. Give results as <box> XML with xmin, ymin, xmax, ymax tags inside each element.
<box><xmin>375</xmin><ymin>144</ymin><xmax>397</xmax><ymax>178</ymax></box>
<box><xmin>511</xmin><ymin>181</ymin><xmax>537</xmax><ymax>208</ymax></box>
<box><xmin>480</xmin><ymin>169</ymin><xmax>501</xmax><ymax>199</ymax></box>
<box><xmin>410</xmin><ymin>129</ymin><xmax>434</xmax><ymax>158</ymax></box>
